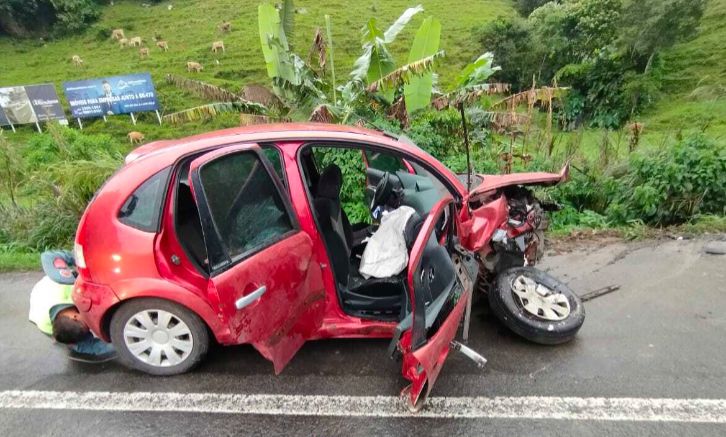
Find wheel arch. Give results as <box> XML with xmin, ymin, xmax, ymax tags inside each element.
<box><xmin>102</xmin><ymin>278</ymin><xmax>234</xmax><ymax>344</ymax></box>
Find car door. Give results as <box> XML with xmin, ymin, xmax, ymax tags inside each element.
<box><xmin>188</xmin><ymin>144</ymin><xmax>326</xmax><ymax>374</ymax></box>
<box><xmin>390</xmin><ymin>196</ymin><xmax>477</xmax><ymax>411</ymax></box>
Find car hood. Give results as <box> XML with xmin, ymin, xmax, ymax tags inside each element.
<box><xmin>468</xmin><ymin>162</ymin><xmax>569</xmax><ymax>196</ymax></box>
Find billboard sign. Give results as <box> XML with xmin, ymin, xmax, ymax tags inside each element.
<box><xmin>0</xmin><ymin>84</ymin><xmax>66</xmax><ymax>126</ymax></box>
<box><xmin>0</xmin><ymin>86</ymin><xmax>37</xmax><ymax>125</ymax></box>
<box><xmin>63</xmin><ymin>73</ymin><xmax>159</xmax><ymax>119</ymax></box>
<box><xmin>25</xmin><ymin>84</ymin><xmax>66</xmax><ymax>122</ymax></box>
<box><xmin>0</xmin><ymin>105</ymin><xmax>10</xmax><ymax>127</ymax></box>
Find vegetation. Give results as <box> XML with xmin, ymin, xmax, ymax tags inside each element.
<box><xmin>0</xmin><ymin>0</ymin><xmax>724</xmax><ymax>270</ymax></box>
<box><xmin>476</xmin><ymin>0</ymin><xmax>707</xmax><ymax>129</ymax></box>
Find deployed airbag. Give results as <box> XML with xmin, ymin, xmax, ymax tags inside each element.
<box><xmin>359</xmin><ymin>206</ymin><xmax>417</xmax><ymax>279</ymax></box>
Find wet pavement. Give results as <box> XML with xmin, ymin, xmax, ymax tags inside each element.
<box><xmin>0</xmin><ymin>236</ymin><xmax>724</xmax><ymax>436</ymax></box>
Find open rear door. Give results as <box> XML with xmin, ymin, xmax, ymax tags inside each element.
<box><xmin>390</xmin><ymin>197</ymin><xmax>478</xmax><ymax>411</ymax></box>
<box><xmin>188</xmin><ymin>144</ymin><xmax>326</xmax><ymax>373</ymax></box>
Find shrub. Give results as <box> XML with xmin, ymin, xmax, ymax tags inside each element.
<box><xmin>550</xmin><ymin>134</ymin><xmax>726</xmax><ymax>229</ymax></box>
<box><xmin>609</xmin><ymin>135</ymin><xmax>726</xmax><ymax>224</ymax></box>
<box><xmin>0</xmin><ymin>125</ymin><xmax>123</xmax><ymax>250</ymax></box>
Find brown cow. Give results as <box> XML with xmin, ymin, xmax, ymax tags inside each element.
<box><xmin>111</xmin><ymin>28</ymin><xmax>125</xmax><ymax>40</ymax></box>
<box><xmin>186</xmin><ymin>61</ymin><xmax>203</xmax><ymax>72</ymax></box>
<box><xmin>139</xmin><ymin>47</ymin><xmax>150</xmax><ymax>58</ymax></box>
<box><xmin>156</xmin><ymin>41</ymin><xmax>169</xmax><ymax>51</ymax></box>
<box><xmin>211</xmin><ymin>40</ymin><xmax>225</xmax><ymax>53</ymax></box>
<box><xmin>127</xmin><ymin>131</ymin><xmax>145</xmax><ymax>144</ymax></box>
<box><xmin>219</xmin><ymin>21</ymin><xmax>232</xmax><ymax>32</ymax></box>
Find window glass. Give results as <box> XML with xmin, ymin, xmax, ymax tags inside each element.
<box><xmin>364</xmin><ymin>150</ymin><xmax>404</xmax><ymax>173</ymax></box>
<box><xmin>118</xmin><ymin>167</ymin><xmax>171</xmax><ymax>232</ymax></box>
<box><xmin>262</xmin><ymin>145</ymin><xmax>286</xmax><ymax>186</ymax></box>
<box><xmin>199</xmin><ymin>152</ymin><xmax>293</xmax><ymax>261</ymax></box>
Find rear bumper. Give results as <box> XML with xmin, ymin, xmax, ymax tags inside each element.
<box><xmin>72</xmin><ymin>278</ymin><xmax>120</xmax><ymax>342</ymax></box>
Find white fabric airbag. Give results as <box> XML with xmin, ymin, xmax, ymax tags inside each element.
<box><xmin>359</xmin><ymin>206</ymin><xmax>416</xmax><ymax>279</ymax></box>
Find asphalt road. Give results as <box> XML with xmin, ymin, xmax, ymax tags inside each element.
<box><xmin>0</xmin><ymin>236</ymin><xmax>724</xmax><ymax>436</ymax></box>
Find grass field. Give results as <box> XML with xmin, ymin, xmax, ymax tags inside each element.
<box><xmin>0</xmin><ymin>0</ymin><xmax>513</xmax><ymax>111</ymax></box>
<box><xmin>1</xmin><ymin>0</ymin><xmax>724</xmax><ymax>153</ymax></box>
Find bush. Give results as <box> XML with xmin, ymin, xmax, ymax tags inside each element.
<box><xmin>609</xmin><ymin>135</ymin><xmax>726</xmax><ymax>224</ymax></box>
<box><xmin>550</xmin><ymin>134</ymin><xmax>726</xmax><ymax>228</ymax></box>
<box><xmin>0</xmin><ymin>125</ymin><xmax>123</xmax><ymax>250</ymax></box>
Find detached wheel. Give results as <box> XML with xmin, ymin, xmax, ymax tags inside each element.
<box><xmin>110</xmin><ymin>298</ymin><xmax>209</xmax><ymax>376</ymax></box>
<box><xmin>489</xmin><ymin>267</ymin><xmax>585</xmax><ymax>345</ymax></box>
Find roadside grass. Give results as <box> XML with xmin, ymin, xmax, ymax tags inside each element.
<box><xmin>548</xmin><ymin>214</ymin><xmax>726</xmax><ymax>243</ymax></box>
<box><xmin>0</xmin><ymin>252</ymin><xmax>40</xmax><ymax>272</ymax></box>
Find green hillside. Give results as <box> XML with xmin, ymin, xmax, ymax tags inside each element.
<box><xmin>643</xmin><ymin>0</ymin><xmax>726</xmax><ymax>137</ymax></box>
<box><xmin>0</xmin><ymin>0</ymin><xmax>513</xmax><ymax>114</ymax></box>
<box><xmin>1</xmin><ymin>0</ymin><xmax>723</xmax><ymax>142</ymax></box>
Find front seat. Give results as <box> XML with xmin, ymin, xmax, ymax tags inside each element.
<box><xmin>313</xmin><ymin>164</ymin><xmax>353</xmax><ymax>284</ymax></box>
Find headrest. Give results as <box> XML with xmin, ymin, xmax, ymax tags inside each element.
<box><xmin>403</xmin><ymin>212</ymin><xmax>426</xmax><ymax>250</ymax></box>
<box><xmin>316</xmin><ymin>164</ymin><xmax>343</xmax><ymax>200</ymax></box>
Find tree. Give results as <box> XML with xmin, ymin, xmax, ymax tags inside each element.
<box><xmin>619</xmin><ymin>0</ymin><xmax>706</xmax><ymax>72</ymax></box>
<box><xmin>475</xmin><ymin>17</ymin><xmax>540</xmax><ymax>90</ymax></box>
<box><xmin>514</xmin><ymin>0</ymin><xmax>556</xmax><ymax>17</ymax></box>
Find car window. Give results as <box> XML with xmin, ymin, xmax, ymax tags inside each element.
<box><xmin>364</xmin><ymin>150</ymin><xmax>405</xmax><ymax>173</ymax></box>
<box><xmin>199</xmin><ymin>151</ymin><xmax>293</xmax><ymax>264</ymax></box>
<box><xmin>118</xmin><ymin>167</ymin><xmax>171</xmax><ymax>232</ymax></box>
<box><xmin>261</xmin><ymin>145</ymin><xmax>286</xmax><ymax>186</ymax></box>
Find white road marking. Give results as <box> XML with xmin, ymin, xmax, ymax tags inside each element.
<box><xmin>1</xmin><ymin>390</ymin><xmax>725</xmax><ymax>422</ymax></box>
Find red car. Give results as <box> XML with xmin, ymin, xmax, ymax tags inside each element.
<box><xmin>72</xmin><ymin>123</ymin><xmax>582</xmax><ymax>410</ymax></box>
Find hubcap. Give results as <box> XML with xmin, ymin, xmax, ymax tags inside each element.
<box><xmin>123</xmin><ymin>309</ymin><xmax>193</xmax><ymax>367</ymax></box>
<box><xmin>510</xmin><ymin>275</ymin><xmax>571</xmax><ymax>321</ymax></box>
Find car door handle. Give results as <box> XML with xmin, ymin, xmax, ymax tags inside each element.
<box><xmin>235</xmin><ymin>285</ymin><xmax>267</xmax><ymax>310</ymax></box>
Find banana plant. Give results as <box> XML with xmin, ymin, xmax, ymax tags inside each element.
<box><xmin>404</xmin><ymin>16</ymin><xmax>441</xmax><ymax>114</ymax></box>
<box><xmin>351</xmin><ymin>5</ymin><xmax>424</xmax><ymax>103</ymax></box>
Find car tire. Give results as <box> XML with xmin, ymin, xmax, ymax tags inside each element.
<box><xmin>488</xmin><ymin>266</ymin><xmax>585</xmax><ymax>345</ymax></box>
<box><xmin>110</xmin><ymin>298</ymin><xmax>209</xmax><ymax>376</ymax></box>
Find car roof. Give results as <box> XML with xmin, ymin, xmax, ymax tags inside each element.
<box><xmin>125</xmin><ymin>122</ymin><xmax>393</xmax><ymax>164</ymax></box>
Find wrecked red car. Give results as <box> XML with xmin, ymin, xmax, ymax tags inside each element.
<box><xmin>72</xmin><ymin>123</ymin><xmax>583</xmax><ymax>410</ymax></box>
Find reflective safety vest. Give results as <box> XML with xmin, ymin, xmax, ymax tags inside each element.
<box><xmin>28</xmin><ymin>276</ymin><xmax>74</xmax><ymax>335</ymax></box>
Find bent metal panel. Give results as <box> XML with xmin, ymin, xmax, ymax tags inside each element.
<box><xmin>63</xmin><ymin>73</ymin><xmax>159</xmax><ymax>119</ymax></box>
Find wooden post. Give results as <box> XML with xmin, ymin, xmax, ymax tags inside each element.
<box><xmin>130</xmin><ymin>112</ymin><xmax>136</xmax><ymax>125</ymax></box>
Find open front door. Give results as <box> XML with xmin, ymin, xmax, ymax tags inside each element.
<box><xmin>188</xmin><ymin>144</ymin><xmax>326</xmax><ymax>373</ymax></box>
<box><xmin>391</xmin><ymin>197</ymin><xmax>477</xmax><ymax>411</ymax></box>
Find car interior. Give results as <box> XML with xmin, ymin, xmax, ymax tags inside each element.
<box><xmin>171</xmin><ymin>144</ymin><xmax>465</xmax><ymax>325</ymax></box>
<box><xmin>301</xmin><ymin>145</ymin><xmax>460</xmax><ymax>321</ymax></box>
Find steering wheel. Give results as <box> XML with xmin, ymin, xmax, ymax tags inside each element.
<box><xmin>370</xmin><ymin>171</ymin><xmax>391</xmax><ymax>211</ymax></box>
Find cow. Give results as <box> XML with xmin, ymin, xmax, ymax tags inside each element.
<box><xmin>127</xmin><ymin>131</ymin><xmax>145</xmax><ymax>144</ymax></box>
<box><xmin>71</xmin><ymin>55</ymin><xmax>84</xmax><ymax>67</ymax></box>
<box><xmin>156</xmin><ymin>40</ymin><xmax>169</xmax><ymax>51</ymax></box>
<box><xmin>139</xmin><ymin>47</ymin><xmax>150</xmax><ymax>58</ymax></box>
<box><xmin>111</xmin><ymin>28</ymin><xmax>125</xmax><ymax>40</ymax></box>
<box><xmin>129</xmin><ymin>36</ymin><xmax>143</xmax><ymax>47</ymax></box>
<box><xmin>211</xmin><ymin>40</ymin><xmax>225</xmax><ymax>53</ymax></box>
<box><xmin>186</xmin><ymin>61</ymin><xmax>203</xmax><ymax>72</ymax></box>
<box><xmin>118</xmin><ymin>38</ymin><xmax>129</xmax><ymax>48</ymax></box>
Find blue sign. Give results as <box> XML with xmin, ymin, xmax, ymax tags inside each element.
<box><xmin>63</xmin><ymin>73</ymin><xmax>159</xmax><ymax>119</ymax></box>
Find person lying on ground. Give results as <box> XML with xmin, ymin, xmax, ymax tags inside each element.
<box><xmin>28</xmin><ymin>250</ymin><xmax>116</xmax><ymax>363</ymax></box>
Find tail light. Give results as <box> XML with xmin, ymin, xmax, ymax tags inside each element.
<box><xmin>74</xmin><ymin>243</ymin><xmax>86</xmax><ymax>269</ymax></box>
